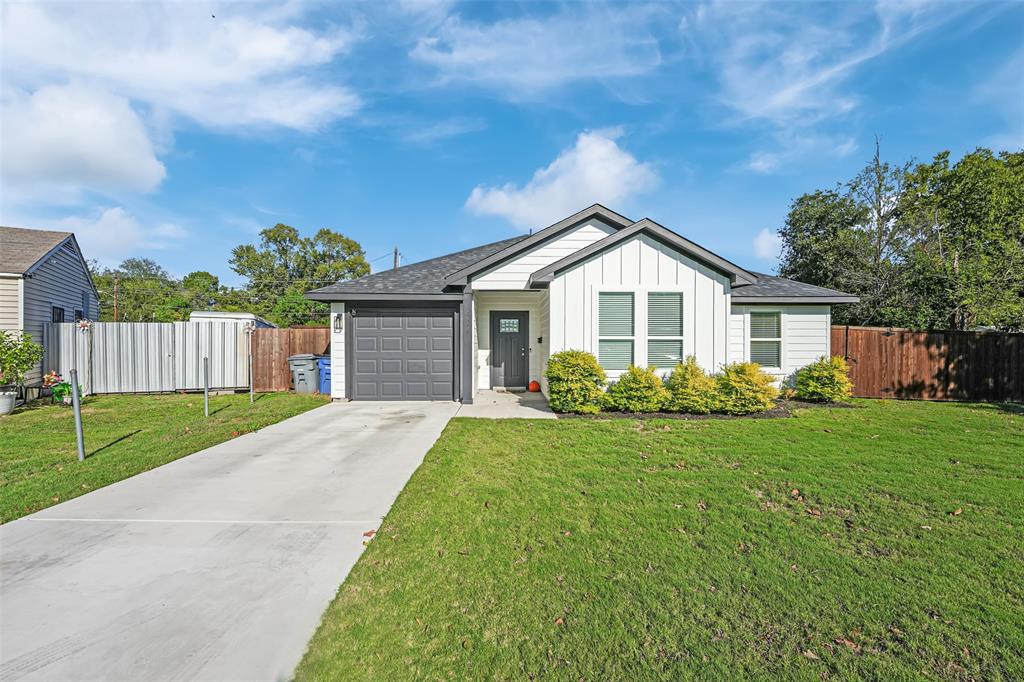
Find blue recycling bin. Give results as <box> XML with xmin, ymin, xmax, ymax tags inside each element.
<box><xmin>317</xmin><ymin>356</ymin><xmax>331</xmax><ymax>395</ymax></box>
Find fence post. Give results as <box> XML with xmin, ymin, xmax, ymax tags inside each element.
<box><xmin>70</xmin><ymin>368</ymin><xmax>85</xmax><ymax>462</ymax></box>
<box><xmin>203</xmin><ymin>356</ymin><xmax>210</xmax><ymax>417</ymax></box>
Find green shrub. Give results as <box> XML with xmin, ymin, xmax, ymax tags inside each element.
<box><xmin>664</xmin><ymin>356</ymin><xmax>719</xmax><ymax>414</ymax></box>
<box><xmin>545</xmin><ymin>350</ymin><xmax>606</xmax><ymax>414</ymax></box>
<box><xmin>0</xmin><ymin>331</ymin><xmax>43</xmax><ymax>387</ymax></box>
<box><xmin>604</xmin><ymin>365</ymin><xmax>669</xmax><ymax>413</ymax></box>
<box><xmin>795</xmin><ymin>355</ymin><xmax>853</xmax><ymax>403</ymax></box>
<box><xmin>715</xmin><ymin>362</ymin><xmax>779</xmax><ymax>414</ymax></box>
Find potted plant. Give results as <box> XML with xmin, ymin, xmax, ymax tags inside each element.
<box><xmin>0</xmin><ymin>331</ymin><xmax>44</xmax><ymax>416</ymax></box>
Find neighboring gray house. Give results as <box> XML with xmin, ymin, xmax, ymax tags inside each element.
<box><xmin>307</xmin><ymin>204</ymin><xmax>858</xmax><ymax>403</ymax></box>
<box><xmin>0</xmin><ymin>226</ymin><xmax>99</xmax><ymax>386</ymax></box>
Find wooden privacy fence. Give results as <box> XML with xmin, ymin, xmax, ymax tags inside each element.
<box><xmin>44</xmin><ymin>321</ymin><xmax>250</xmax><ymax>394</ymax></box>
<box><xmin>251</xmin><ymin>327</ymin><xmax>330</xmax><ymax>392</ymax></box>
<box><xmin>832</xmin><ymin>325</ymin><xmax>1024</xmax><ymax>402</ymax></box>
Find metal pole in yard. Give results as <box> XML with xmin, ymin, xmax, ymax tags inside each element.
<box><xmin>70</xmin><ymin>368</ymin><xmax>85</xmax><ymax>462</ymax></box>
<box><xmin>203</xmin><ymin>356</ymin><xmax>210</xmax><ymax>417</ymax></box>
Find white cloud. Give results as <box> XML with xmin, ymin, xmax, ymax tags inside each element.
<box><xmin>1</xmin><ymin>84</ymin><xmax>166</xmax><ymax>198</ymax></box>
<box><xmin>739</xmin><ymin>133</ymin><xmax>857</xmax><ymax>175</ymax></box>
<box><xmin>0</xmin><ymin>2</ymin><xmax>359</xmax><ymax>202</ymax></box>
<box><xmin>753</xmin><ymin>227</ymin><xmax>782</xmax><ymax>261</ymax></box>
<box><xmin>465</xmin><ymin>129</ymin><xmax>658</xmax><ymax>229</ymax></box>
<box><xmin>683</xmin><ymin>1</ymin><xmax>960</xmax><ymax>127</ymax></box>
<box><xmin>54</xmin><ymin>207</ymin><xmax>187</xmax><ymax>266</ymax></box>
<box><xmin>744</xmin><ymin>152</ymin><xmax>781</xmax><ymax>174</ymax></box>
<box><xmin>400</xmin><ymin>117</ymin><xmax>486</xmax><ymax>145</ymax></box>
<box><xmin>2</xmin><ymin>3</ymin><xmax>360</xmax><ymax>131</ymax></box>
<box><xmin>411</xmin><ymin>6</ymin><xmax>663</xmax><ymax>97</ymax></box>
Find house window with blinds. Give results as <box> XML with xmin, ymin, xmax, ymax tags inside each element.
<box><xmin>749</xmin><ymin>311</ymin><xmax>782</xmax><ymax>368</ymax></box>
<box><xmin>647</xmin><ymin>292</ymin><xmax>684</xmax><ymax>369</ymax></box>
<box><xmin>598</xmin><ymin>292</ymin><xmax>634</xmax><ymax>370</ymax></box>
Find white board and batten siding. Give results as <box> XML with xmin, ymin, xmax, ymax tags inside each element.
<box><xmin>548</xmin><ymin>234</ymin><xmax>731</xmax><ymax>375</ymax></box>
<box><xmin>330</xmin><ymin>302</ymin><xmax>346</xmax><ymax>399</ymax></box>
<box><xmin>727</xmin><ymin>305</ymin><xmax>832</xmax><ymax>380</ymax></box>
<box><xmin>471</xmin><ymin>219</ymin><xmax>616</xmax><ymax>290</ymax></box>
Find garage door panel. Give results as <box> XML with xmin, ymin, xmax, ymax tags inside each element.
<box><xmin>380</xmin><ymin>359</ymin><xmax>403</xmax><ymax>374</ymax></box>
<box><xmin>402</xmin><ymin>336</ymin><xmax>425</xmax><ymax>352</ymax></box>
<box><xmin>381</xmin><ymin>336</ymin><xmax>402</xmax><ymax>351</ymax></box>
<box><xmin>380</xmin><ymin>382</ymin><xmax>404</xmax><ymax>398</ymax></box>
<box><xmin>355</xmin><ymin>336</ymin><xmax>378</xmax><ymax>352</ymax></box>
<box><xmin>405</xmin><ymin>382</ymin><xmax>429</xmax><ymax>397</ymax></box>
<box><xmin>406</xmin><ymin>316</ymin><xmax>428</xmax><ymax>329</ymax></box>
<box><xmin>351</xmin><ymin>309</ymin><xmax>455</xmax><ymax>401</ymax></box>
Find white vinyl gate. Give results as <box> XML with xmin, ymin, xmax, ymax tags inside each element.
<box><xmin>43</xmin><ymin>321</ymin><xmax>250</xmax><ymax>394</ymax></box>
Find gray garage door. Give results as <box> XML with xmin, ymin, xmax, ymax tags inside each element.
<box><xmin>351</xmin><ymin>310</ymin><xmax>455</xmax><ymax>400</ymax></box>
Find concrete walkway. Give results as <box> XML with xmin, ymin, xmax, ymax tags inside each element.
<box><xmin>0</xmin><ymin>401</ymin><xmax>459</xmax><ymax>682</ymax></box>
<box><xmin>457</xmin><ymin>390</ymin><xmax>556</xmax><ymax>419</ymax></box>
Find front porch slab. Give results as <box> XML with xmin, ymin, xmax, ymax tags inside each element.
<box><xmin>457</xmin><ymin>390</ymin><xmax>556</xmax><ymax>419</ymax></box>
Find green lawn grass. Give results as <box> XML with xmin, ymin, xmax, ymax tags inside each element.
<box><xmin>297</xmin><ymin>400</ymin><xmax>1024</xmax><ymax>681</ymax></box>
<box><xmin>0</xmin><ymin>392</ymin><xmax>327</xmax><ymax>523</ymax></box>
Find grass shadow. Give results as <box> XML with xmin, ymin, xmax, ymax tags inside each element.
<box><xmin>88</xmin><ymin>429</ymin><xmax>142</xmax><ymax>457</ymax></box>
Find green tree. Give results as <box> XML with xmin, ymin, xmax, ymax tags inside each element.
<box><xmin>778</xmin><ymin>144</ymin><xmax>1024</xmax><ymax>331</ymax></box>
<box><xmin>93</xmin><ymin>258</ymin><xmax>187</xmax><ymax>322</ymax></box>
<box><xmin>904</xmin><ymin>149</ymin><xmax>1024</xmax><ymax>329</ymax></box>
<box><xmin>181</xmin><ymin>271</ymin><xmax>221</xmax><ymax>312</ymax></box>
<box><xmin>230</xmin><ymin>224</ymin><xmax>369</xmax><ymax>326</ymax></box>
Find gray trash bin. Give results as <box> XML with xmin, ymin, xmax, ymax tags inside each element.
<box><xmin>288</xmin><ymin>354</ymin><xmax>320</xmax><ymax>394</ymax></box>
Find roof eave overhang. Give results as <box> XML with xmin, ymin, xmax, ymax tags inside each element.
<box><xmin>528</xmin><ymin>219</ymin><xmax>758</xmax><ymax>287</ymax></box>
<box><xmin>731</xmin><ymin>296</ymin><xmax>860</xmax><ymax>304</ymax></box>
<box><xmin>442</xmin><ymin>204</ymin><xmax>635</xmax><ymax>286</ymax></box>
<box><xmin>305</xmin><ymin>291</ymin><xmax>464</xmax><ymax>302</ymax></box>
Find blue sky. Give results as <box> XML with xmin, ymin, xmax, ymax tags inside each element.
<box><xmin>2</xmin><ymin>1</ymin><xmax>1022</xmax><ymax>286</ymax></box>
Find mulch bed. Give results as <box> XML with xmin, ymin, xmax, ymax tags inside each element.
<box><xmin>557</xmin><ymin>399</ymin><xmax>858</xmax><ymax>420</ymax></box>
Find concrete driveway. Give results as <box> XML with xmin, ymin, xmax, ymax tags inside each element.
<box><xmin>0</xmin><ymin>400</ymin><xmax>459</xmax><ymax>682</ymax></box>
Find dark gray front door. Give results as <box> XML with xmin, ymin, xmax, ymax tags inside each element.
<box><xmin>490</xmin><ymin>311</ymin><xmax>529</xmax><ymax>388</ymax></box>
<box><xmin>351</xmin><ymin>310</ymin><xmax>454</xmax><ymax>400</ymax></box>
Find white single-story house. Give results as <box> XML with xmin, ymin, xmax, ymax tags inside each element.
<box><xmin>307</xmin><ymin>205</ymin><xmax>858</xmax><ymax>403</ymax></box>
<box><xmin>0</xmin><ymin>226</ymin><xmax>99</xmax><ymax>387</ymax></box>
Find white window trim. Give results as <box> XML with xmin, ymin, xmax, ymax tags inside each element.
<box><xmin>591</xmin><ymin>286</ymin><xmax>686</xmax><ymax>377</ymax></box>
<box><xmin>748</xmin><ymin>308</ymin><xmax>784</xmax><ymax>371</ymax></box>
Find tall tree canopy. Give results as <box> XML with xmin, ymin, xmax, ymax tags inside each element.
<box><xmin>229</xmin><ymin>224</ymin><xmax>369</xmax><ymax>326</ymax></box>
<box><xmin>778</xmin><ymin>146</ymin><xmax>1024</xmax><ymax>331</ymax></box>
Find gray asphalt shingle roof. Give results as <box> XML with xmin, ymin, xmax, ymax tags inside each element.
<box><xmin>307</xmin><ymin>236</ymin><xmax>856</xmax><ymax>303</ymax></box>
<box><xmin>732</xmin><ymin>272</ymin><xmax>857</xmax><ymax>301</ymax></box>
<box><xmin>0</xmin><ymin>226</ymin><xmax>73</xmax><ymax>274</ymax></box>
<box><xmin>308</xmin><ymin>236</ymin><xmax>527</xmax><ymax>296</ymax></box>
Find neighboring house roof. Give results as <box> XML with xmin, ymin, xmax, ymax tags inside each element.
<box><xmin>0</xmin><ymin>226</ymin><xmax>74</xmax><ymax>274</ymax></box>
<box><xmin>307</xmin><ymin>236</ymin><xmax>527</xmax><ymax>300</ymax></box>
<box><xmin>0</xmin><ymin>226</ymin><xmax>100</xmax><ymax>300</ymax></box>
<box><xmin>306</xmin><ymin>205</ymin><xmax>859</xmax><ymax>304</ymax></box>
<box><xmin>731</xmin><ymin>273</ymin><xmax>859</xmax><ymax>303</ymax></box>
<box><xmin>528</xmin><ymin>217</ymin><xmax>758</xmax><ymax>287</ymax></box>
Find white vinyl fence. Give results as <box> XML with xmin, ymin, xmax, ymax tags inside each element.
<box><xmin>43</xmin><ymin>321</ymin><xmax>250</xmax><ymax>395</ymax></box>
